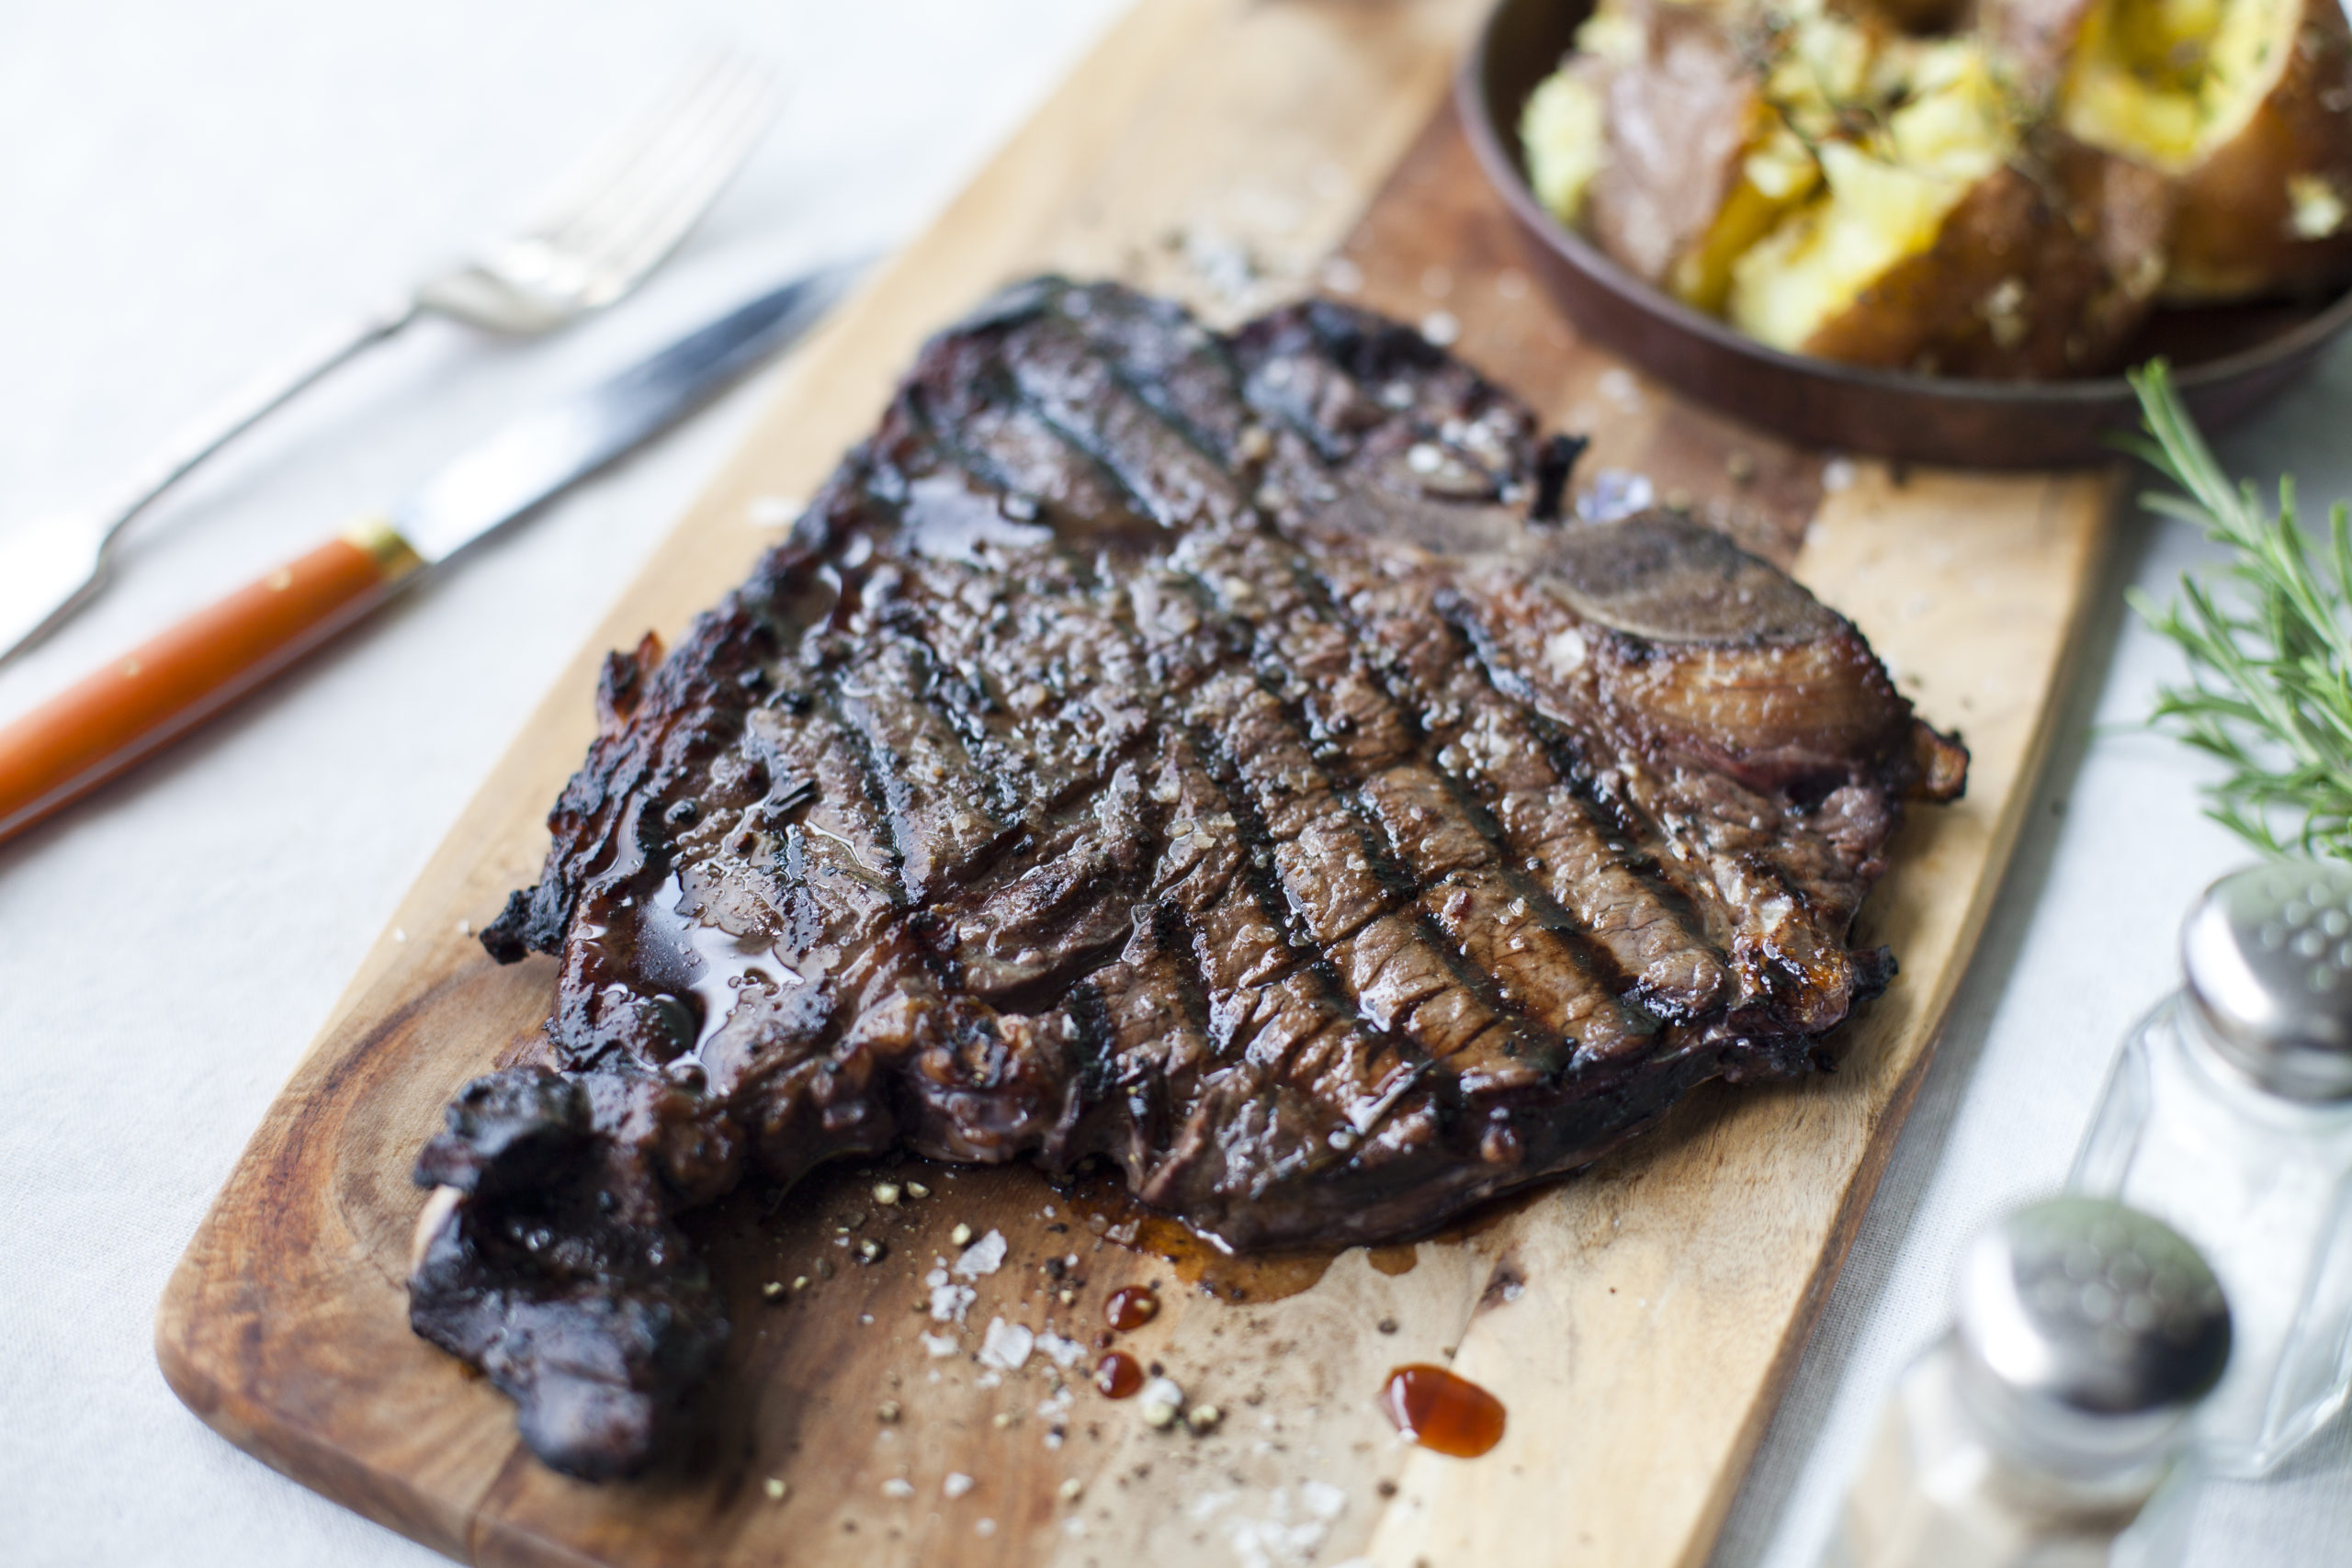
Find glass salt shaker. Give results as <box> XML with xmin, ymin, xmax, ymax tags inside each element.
<box><xmin>2069</xmin><ymin>861</ymin><xmax>2352</xmax><ymax>1477</ymax></box>
<box><xmin>1826</xmin><ymin>1197</ymin><xmax>2230</xmax><ymax>1568</ymax></box>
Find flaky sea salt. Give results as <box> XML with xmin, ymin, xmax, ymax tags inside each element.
<box><xmin>978</xmin><ymin>1317</ymin><xmax>1035</xmax><ymax>1372</ymax></box>
<box><xmin>925</xmin><ymin>1266</ymin><xmax>976</xmax><ymax>1324</ymax></box>
<box><xmin>953</xmin><ymin>1228</ymin><xmax>1007</xmax><ymax>1278</ymax></box>
<box><xmin>1225</xmin><ymin>1483</ymin><xmax>1348</xmax><ymax>1568</ymax></box>
<box><xmin>1298</xmin><ymin>1481</ymin><xmax>1347</xmax><ymax>1521</ymax></box>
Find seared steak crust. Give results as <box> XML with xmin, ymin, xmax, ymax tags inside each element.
<box><xmin>412</xmin><ymin>278</ymin><xmax>1965</xmax><ymax>1477</ymax></box>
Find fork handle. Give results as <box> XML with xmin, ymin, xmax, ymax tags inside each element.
<box><xmin>97</xmin><ymin>301</ymin><xmax>422</xmax><ymax>554</ymax></box>
<box><xmin>0</xmin><ymin>519</ymin><xmax>424</xmax><ymax>845</ymax></box>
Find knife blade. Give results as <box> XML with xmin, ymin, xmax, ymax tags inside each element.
<box><xmin>393</xmin><ymin>266</ymin><xmax>848</xmax><ymax>563</ymax></box>
<box><xmin>0</xmin><ymin>261</ymin><xmax>854</xmax><ymax>847</ymax></box>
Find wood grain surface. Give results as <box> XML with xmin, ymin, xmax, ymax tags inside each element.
<box><xmin>155</xmin><ymin>3</ymin><xmax>2120</xmax><ymax>1565</ymax></box>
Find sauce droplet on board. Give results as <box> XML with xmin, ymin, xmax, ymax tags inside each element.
<box><xmin>1095</xmin><ymin>1351</ymin><xmax>1145</xmax><ymax>1399</ymax></box>
<box><xmin>1105</xmin><ymin>1285</ymin><xmax>1160</xmax><ymax>1331</ymax></box>
<box><xmin>1378</xmin><ymin>1364</ymin><xmax>1506</xmax><ymax>1457</ymax></box>
<box><xmin>1055</xmin><ymin>1166</ymin><xmax>1335</xmax><ymax>1303</ymax></box>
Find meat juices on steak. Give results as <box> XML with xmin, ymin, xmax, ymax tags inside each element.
<box><xmin>409</xmin><ymin>278</ymin><xmax>1967</xmax><ymax>1478</ymax></box>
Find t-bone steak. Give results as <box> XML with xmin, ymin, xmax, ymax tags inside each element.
<box><xmin>408</xmin><ymin>277</ymin><xmax>1968</xmax><ymax>1478</ymax></box>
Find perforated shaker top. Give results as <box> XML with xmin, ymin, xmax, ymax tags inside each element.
<box><xmin>1960</xmin><ymin>1197</ymin><xmax>2230</xmax><ymax>1421</ymax></box>
<box><xmin>2183</xmin><ymin>861</ymin><xmax>2352</xmax><ymax>1100</ymax></box>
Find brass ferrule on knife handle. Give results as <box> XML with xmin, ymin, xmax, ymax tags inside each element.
<box><xmin>342</xmin><ymin>514</ymin><xmax>428</xmax><ymax>581</ymax></box>
<box><xmin>0</xmin><ymin>516</ymin><xmax>426</xmax><ymax>845</ymax></box>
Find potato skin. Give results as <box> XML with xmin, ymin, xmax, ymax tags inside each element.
<box><xmin>2165</xmin><ymin>0</ymin><xmax>2352</xmax><ymax>301</ymax></box>
<box><xmin>1583</xmin><ymin>4</ymin><xmax>1763</xmax><ymax>286</ymax></box>
<box><xmin>1857</xmin><ymin>0</ymin><xmax>1973</xmax><ymax>34</ymax></box>
<box><xmin>1798</xmin><ymin>139</ymin><xmax>2173</xmax><ymax>376</ymax></box>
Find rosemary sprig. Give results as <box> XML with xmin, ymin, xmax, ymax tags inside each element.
<box><xmin>2123</xmin><ymin>361</ymin><xmax>2352</xmax><ymax>860</ymax></box>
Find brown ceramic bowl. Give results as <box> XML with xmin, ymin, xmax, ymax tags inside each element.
<box><xmin>1459</xmin><ymin>0</ymin><xmax>2352</xmax><ymax>468</ymax></box>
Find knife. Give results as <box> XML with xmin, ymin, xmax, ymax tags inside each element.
<box><xmin>0</xmin><ymin>263</ymin><xmax>852</xmax><ymax>847</ymax></box>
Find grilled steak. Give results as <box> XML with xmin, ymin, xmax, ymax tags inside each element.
<box><xmin>409</xmin><ymin>278</ymin><xmax>1966</xmax><ymax>1478</ymax></box>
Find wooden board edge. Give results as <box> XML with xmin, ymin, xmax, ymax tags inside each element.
<box><xmin>139</xmin><ymin>280</ymin><xmax>944</xmax><ymax>1568</ymax></box>
<box><xmin>154</xmin><ymin>1256</ymin><xmax>492</xmax><ymax>1562</ymax></box>
<box><xmin>1665</xmin><ymin>467</ymin><xmax>2124</xmax><ymax>1568</ymax></box>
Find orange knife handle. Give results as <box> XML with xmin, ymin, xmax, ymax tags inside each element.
<box><xmin>0</xmin><ymin>518</ymin><xmax>423</xmax><ymax>844</ymax></box>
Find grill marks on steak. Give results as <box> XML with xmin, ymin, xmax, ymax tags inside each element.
<box><xmin>414</xmin><ymin>278</ymin><xmax>1966</xmax><ymax>1478</ymax></box>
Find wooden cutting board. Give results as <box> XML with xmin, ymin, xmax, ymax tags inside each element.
<box><xmin>155</xmin><ymin>2</ymin><xmax>2118</xmax><ymax>1564</ymax></box>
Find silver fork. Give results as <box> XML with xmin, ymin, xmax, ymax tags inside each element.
<box><xmin>0</xmin><ymin>50</ymin><xmax>777</xmax><ymax>666</ymax></box>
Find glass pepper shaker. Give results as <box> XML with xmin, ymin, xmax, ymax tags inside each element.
<box><xmin>2069</xmin><ymin>860</ymin><xmax>2352</xmax><ymax>1477</ymax></box>
<box><xmin>1826</xmin><ymin>1198</ymin><xmax>2230</xmax><ymax>1568</ymax></box>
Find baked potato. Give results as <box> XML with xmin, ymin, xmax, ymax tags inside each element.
<box><xmin>1991</xmin><ymin>0</ymin><xmax>2352</xmax><ymax>299</ymax></box>
<box><xmin>1526</xmin><ymin>1</ymin><xmax>1828</xmax><ymax>311</ymax></box>
<box><xmin>1519</xmin><ymin>0</ymin><xmax>2352</xmax><ymax>378</ymax></box>
<box><xmin>1523</xmin><ymin>0</ymin><xmax>2175</xmax><ymax>374</ymax></box>
<box><xmin>1729</xmin><ymin>44</ymin><xmax>2175</xmax><ymax>373</ymax></box>
<box><xmin>1748</xmin><ymin>132</ymin><xmax>2173</xmax><ymax>373</ymax></box>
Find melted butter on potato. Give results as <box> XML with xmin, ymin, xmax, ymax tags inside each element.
<box><xmin>1999</xmin><ymin>0</ymin><xmax>2352</xmax><ymax>299</ymax></box>
<box><xmin>1669</xmin><ymin>131</ymin><xmax>1821</xmax><ymax>311</ymax></box>
<box><xmin>2063</xmin><ymin>0</ymin><xmax>2294</xmax><ymax>167</ymax></box>
<box><xmin>1729</xmin><ymin>44</ymin><xmax>2013</xmax><ymax>349</ymax></box>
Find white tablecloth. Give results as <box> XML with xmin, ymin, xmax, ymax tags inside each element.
<box><xmin>3</xmin><ymin>4</ymin><xmax>2346</xmax><ymax>1563</ymax></box>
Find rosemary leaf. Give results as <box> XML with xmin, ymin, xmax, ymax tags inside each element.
<box><xmin>2125</xmin><ymin>361</ymin><xmax>2352</xmax><ymax>862</ymax></box>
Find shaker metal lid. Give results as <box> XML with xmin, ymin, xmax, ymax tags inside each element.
<box><xmin>2182</xmin><ymin>861</ymin><xmax>2352</xmax><ymax>1100</ymax></box>
<box><xmin>1959</xmin><ymin>1197</ymin><xmax>2230</xmax><ymax>1420</ymax></box>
